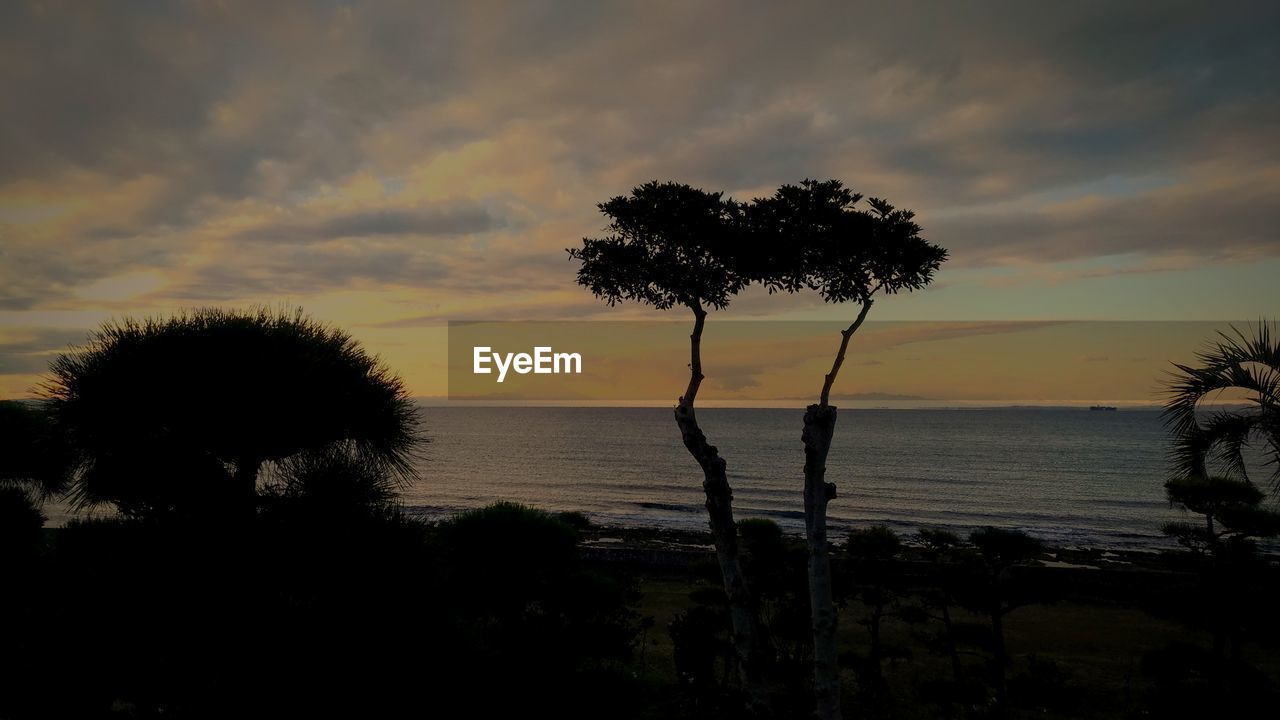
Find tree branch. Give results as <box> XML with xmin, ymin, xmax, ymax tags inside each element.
<box><xmin>819</xmin><ymin>296</ymin><xmax>875</xmax><ymax>407</ymax></box>
<box><xmin>681</xmin><ymin>300</ymin><xmax>708</xmax><ymax>410</ymax></box>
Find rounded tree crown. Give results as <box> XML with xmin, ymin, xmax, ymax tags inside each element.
<box><xmin>568</xmin><ymin>181</ymin><xmax>748</xmax><ymax>311</ymax></box>
<box><xmin>741</xmin><ymin>179</ymin><xmax>948</xmax><ymax>303</ymax></box>
<box><xmin>43</xmin><ymin>307</ymin><xmax>420</xmax><ymax>510</ymax></box>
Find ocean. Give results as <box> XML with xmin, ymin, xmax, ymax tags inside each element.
<box><xmin>44</xmin><ymin>405</ymin><xmax>1260</xmax><ymax>551</ymax></box>
<box><xmin>399</xmin><ymin>406</ymin><xmax>1205</xmax><ymax>551</ymax></box>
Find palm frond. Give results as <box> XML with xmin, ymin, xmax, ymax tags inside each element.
<box><xmin>1161</xmin><ymin>320</ymin><xmax>1280</xmax><ymax>487</ymax></box>
<box><xmin>1200</xmin><ymin>411</ymin><xmax>1264</xmax><ymax>482</ymax></box>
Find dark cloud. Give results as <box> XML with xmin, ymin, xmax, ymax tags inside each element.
<box><xmin>7</xmin><ymin>1</ymin><xmax>1276</xmax><ymax>200</ymax></box>
<box><xmin>0</xmin><ymin>0</ymin><xmax>1277</xmax><ymax>310</ymax></box>
<box><xmin>0</xmin><ymin>229</ymin><xmax>185</xmax><ymax>310</ymax></box>
<box><xmin>170</xmin><ymin>244</ymin><xmax>451</xmax><ymax>300</ymax></box>
<box><xmin>0</xmin><ymin>327</ymin><xmax>91</xmax><ymax>376</ymax></box>
<box><xmin>933</xmin><ymin>173</ymin><xmax>1280</xmax><ymax>265</ymax></box>
<box><xmin>235</xmin><ymin>205</ymin><xmax>505</xmax><ymax>243</ymax></box>
<box><xmin>0</xmin><ymin>1</ymin><xmax>462</xmax><ymax>218</ymax></box>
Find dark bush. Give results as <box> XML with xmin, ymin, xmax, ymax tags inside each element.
<box><xmin>0</xmin><ymin>485</ymin><xmax>45</xmax><ymax>556</ymax></box>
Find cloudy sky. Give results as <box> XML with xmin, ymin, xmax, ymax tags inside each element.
<box><xmin>1</xmin><ymin>0</ymin><xmax>1277</xmax><ymax>399</ymax></box>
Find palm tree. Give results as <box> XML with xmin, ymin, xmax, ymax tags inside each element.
<box><xmin>1164</xmin><ymin>321</ymin><xmax>1280</xmax><ymax>486</ymax></box>
<box><xmin>1161</xmin><ymin>323</ymin><xmax>1280</xmax><ymax>668</ymax></box>
<box><xmin>41</xmin><ymin>307</ymin><xmax>421</xmax><ymax>520</ymax></box>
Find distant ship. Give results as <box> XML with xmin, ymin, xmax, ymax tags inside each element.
<box><xmin>1089</xmin><ymin>405</ymin><xmax>1118</xmax><ymax>411</ymax></box>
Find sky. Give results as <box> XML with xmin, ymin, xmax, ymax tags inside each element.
<box><xmin>446</xmin><ymin>320</ymin><xmax>1256</xmax><ymax>407</ymax></box>
<box><xmin>1</xmin><ymin>1</ymin><xmax>1277</xmax><ymax>400</ymax></box>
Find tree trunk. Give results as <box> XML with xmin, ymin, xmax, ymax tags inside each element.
<box><xmin>803</xmin><ymin>299</ymin><xmax>872</xmax><ymax>720</ymax></box>
<box><xmin>674</xmin><ymin>303</ymin><xmax>770</xmax><ymax>716</ymax></box>
<box><xmin>803</xmin><ymin>403</ymin><xmax>841</xmax><ymax>720</ymax></box>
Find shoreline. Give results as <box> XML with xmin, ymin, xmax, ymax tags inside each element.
<box><xmin>572</xmin><ymin>521</ymin><xmax>1275</xmax><ymax>575</ymax></box>
<box><xmin>398</xmin><ymin>502</ymin><xmax>1193</xmax><ymax>555</ymax></box>
<box><xmin>41</xmin><ymin>503</ymin><xmax>1271</xmax><ymax>569</ymax></box>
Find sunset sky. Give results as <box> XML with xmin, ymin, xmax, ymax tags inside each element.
<box><xmin>1</xmin><ymin>1</ymin><xmax>1277</xmax><ymax>400</ymax></box>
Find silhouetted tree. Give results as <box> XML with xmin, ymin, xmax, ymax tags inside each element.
<box><xmin>1161</xmin><ymin>475</ymin><xmax>1280</xmax><ymax>552</ymax></box>
<box><xmin>670</xmin><ymin>597</ymin><xmax>735</xmax><ymax>706</ymax></box>
<box><xmin>1161</xmin><ymin>474</ymin><xmax>1280</xmax><ymax>663</ymax></box>
<box><xmin>844</xmin><ymin>525</ymin><xmax>906</xmax><ymax>693</ymax></box>
<box><xmin>41</xmin><ymin>307</ymin><xmax>420</xmax><ymax>521</ymax></box>
<box><xmin>914</xmin><ymin>528</ymin><xmax>966</xmax><ymax>684</ymax></box>
<box><xmin>0</xmin><ymin>407</ymin><xmax>50</xmax><ymax>720</ymax></box>
<box><xmin>742</xmin><ymin>179</ymin><xmax>946</xmax><ymax>720</ymax></box>
<box><xmin>0</xmin><ymin>399</ymin><xmax>71</xmax><ymax>496</ymax></box>
<box><xmin>0</xmin><ymin>399</ymin><xmax>71</xmax><ymax>554</ymax></box>
<box><xmin>261</xmin><ymin>447</ymin><xmax>404</xmax><ymax>519</ymax></box>
<box><xmin>739</xmin><ymin>518</ymin><xmax>812</xmax><ymax>704</ymax></box>
<box><xmin>1161</xmin><ymin>323</ymin><xmax>1280</xmax><ymax>680</ymax></box>
<box><xmin>568</xmin><ymin>182</ymin><xmax>771</xmax><ymax>714</ymax></box>
<box><xmin>963</xmin><ymin>527</ymin><xmax>1044</xmax><ymax>714</ymax></box>
<box><xmin>1164</xmin><ymin>321</ymin><xmax>1280</xmax><ymax>487</ymax></box>
<box><xmin>904</xmin><ymin>528</ymin><xmax>994</xmax><ymax>717</ymax></box>
<box><xmin>431</xmin><ymin>502</ymin><xmax>640</xmax><ymax>715</ymax></box>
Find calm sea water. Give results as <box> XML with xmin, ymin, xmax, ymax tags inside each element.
<box><xmin>400</xmin><ymin>406</ymin><xmax>1194</xmax><ymax>550</ymax></box>
<box><xmin>44</xmin><ymin>406</ymin><xmax>1251</xmax><ymax>550</ymax></box>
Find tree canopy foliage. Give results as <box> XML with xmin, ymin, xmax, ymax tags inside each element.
<box><xmin>740</xmin><ymin>179</ymin><xmax>947</xmax><ymax>303</ymax></box>
<box><xmin>42</xmin><ymin>307</ymin><xmax>420</xmax><ymax>516</ymax></box>
<box><xmin>1163</xmin><ymin>321</ymin><xmax>1280</xmax><ymax>486</ymax></box>
<box><xmin>1162</xmin><ymin>474</ymin><xmax>1280</xmax><ymax>551</ymax></box>
<box><xmin>568</xmin><ymin>178</ymin><xmax>948</xmax><ymax>313</ymax></box>
<box><xmin>0</xmin><ymin>399</ymin><xmax>71</xmax><ymax>499</ymax></box>
<box><xmin>568</xmin><ymin>181</ymin><xmax>747</xmax><ymax>311</ymax></box>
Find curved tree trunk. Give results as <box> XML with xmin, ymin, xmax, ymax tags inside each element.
<box><xmin>674</xmin><ymin>303</ymin><xmax>770</xmax><ymax>716</ymax></box>
<box><xmin>803</xmin><ymin>298</ymin><xmax>873</xmax><ymax>720</ymax></box>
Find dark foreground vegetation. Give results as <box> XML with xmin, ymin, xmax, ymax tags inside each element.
<box><xmin>630</xmin><ymin>536</ymin><xmax>1280</xmax><ymax>720</ymax></box>
<box><xmin>3</xmin><ymin>309</ymin><xmax>1278</xmax><ymax>718</ymax></box>
<box><xmin>4</xmin><ymin>505</ymin><xmax>1280</xmax><ymax>719</ymax></box>
<box><xmin>2</xmin><ymin>501</ymin><xmax>643</xmax><ymax>719</ymax></box>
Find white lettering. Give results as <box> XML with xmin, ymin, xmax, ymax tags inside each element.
<box><xmin>493</xmin><ymin>351</ymin><xmax>513</xmax><ymax>383</ymax></box>
<box><xmin>553</xmin><ymin>351</ymin><xmax>582</xmax><ymax>374</ymax></box>
<box><xmin>473</xmin><ymin>346</ymin><xmax>582</xmax><ymax>383</ymax></box>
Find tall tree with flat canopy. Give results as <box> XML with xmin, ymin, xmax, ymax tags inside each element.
<box><xmin>568</xmin><ymin>181</ymin><xmax>770</xmax><ymax>714</ymax></box>
<box><xmin>42</xmin><ymin>307</ymin><xmax>420</xmax><ymax>520</ymax></box>
<box><xmin>744</xmin><ymin>180</ymin><xmax>946</xmax><ymax>720</ymax></box>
